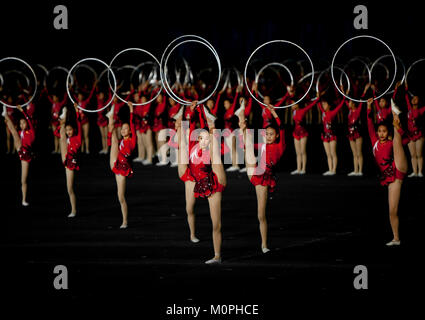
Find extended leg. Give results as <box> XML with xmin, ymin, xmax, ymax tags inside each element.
<box><xmin>255</xmin><ymin>185</ymin><xmax>268</xmax><ymax>250</ymax></box>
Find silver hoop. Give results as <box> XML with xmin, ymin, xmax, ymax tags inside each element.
<box><xmin>405</xmin><ymin>58</ymin><xmax>425</xmax><ymax>96</ymax></box>
<box><xmin>161</xmin><ymin>38</ymin><xmax>221</xmax><ymax>105</ymax></box>
<box><xmin>108</xmin><ymin>48</ymin><xmax>162</xmax><ymax>106</ymax></box>
<box><xmin>331</xmin><ymin>35</ymin><xmax>397</xmax><ymax>103</ymax></box>
<box><xmin>316</xmin><ymin>67</ymin><xmax>351</xmax><ymax>96</ymax></box>
<box><xmin>160</xmin><ymin>35</ymin><xmax>221</xmax><ymax>105</ymax></box>
<box><xmin>67</xmin><ymin>58</ymin><xmax>116</xmax><ymax>113</ymax></box>
<box><xmin>244</xmin><ymin>40</ymin><xmax>314</xmax><ymax>109</ymax></box>
<box><xmin>255</xmin><ymin>62</ymin><xmax>294</xmax><ymax>100</ymax></box>
<box><xmin>0</xmin><ymin>57</ymin><xmax>38</xmax><ymax>109</ymax></box>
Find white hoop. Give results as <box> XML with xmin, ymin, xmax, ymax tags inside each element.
<box><xmin>0</xmin><ymin>57</ymin><xmax>38</xmax><ymax>109</ymax></box>
<box><xmin>108</xmin><ymin>48</ymin><xmax>162</xmax><ymax>106</ymax></box>
<box><xmin>405</xmin><ymin>58</ymin><xmax>425</xmax><ymax>96</ymax></box>
<box><xmin>67</xmin><ymin>58</ymin><xmax>116</xmax><ymax>113</ymax></box>
<box><xmin>255</xmin><ymin>62</ymin><xmax>294</xmax><ymax>100</ymax></box>
<box><xmin>331</xmin><ymin>35</ymin><xmax>397</xmax><ymax>103</ymax></box>
<box><xmin>244</xmin><ymin>40</ymin><xmax>314</xmax><ymax>109</ymax></box>
<box><xmin>316</xmin><ymin>67</ymin><xmax>351</xmax><ymax>97</ymax></box>
<box><xmin>161</xmin><ymin>38</ymin><xmax>221</xmax><ymax>105</ymax></box>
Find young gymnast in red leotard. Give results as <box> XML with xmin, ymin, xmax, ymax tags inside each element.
<box><xmin>290</xmin><ymin>96</ymin><xmax>319</xmax><ymax>175</ymax></box>
<box><xmin>367</xmin><ymin>98</ymin><xmax>409</xmax><ymax>246</ymax></box>
<box><xmin>58</xmin><ymin>103</ymin><xmax>82</xmax><ymax>217</ymax></box>
<box><xmin>404</xmin><ymin>84</ymin><xmax>425</xmax><ymax>178</ymax></box>
<box><xmin>318</xmin><ymin>91</ymin><xmax>346</xmax><ymax>176</ymax></box>
<box><xmin>106</xmin><ymin>102</ymin><xmax>136</xmax><ymax>229</ymax></box>
<box><xmin>175</xmin><ymin>101</ymin><xmax>226</xmax><ymax>264</ymax></box>
<box><xmin>235</xmin><ymin>102</ymin><xmax>286</xmax><ymax>253</ymax></box>
<box><xmin>2</xmin><ymin>105</ymin><xmax>35</xmax><ymax>206</ymax></box>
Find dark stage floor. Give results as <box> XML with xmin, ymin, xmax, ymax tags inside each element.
<box><xmin>1</xmin><ymin>153</ymin><xmax>424</xmax><ymax>316</ymax></box>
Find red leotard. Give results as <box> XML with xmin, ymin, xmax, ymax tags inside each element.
<box><xmin>319</xmin><ymin>98</ymin><xmax>345</xmax><ymax>142</ymax></box>
<box><xmin>152</xmin><ymin>94</ymin><xmax>167</xmax><ymax>132</ymax></box>
<box><xmin>292</xmin><ymin>99</ymin><xmax>318</xmax><ymax>140</ymax></box>
<box><xmin>346</xmin><ymin>102</ymin><xmax>363</xmax><ymax>141</ymax></box>
<box><xmin>367</xmin><ymin>108</ymin><xmax>407</xmax><ymax>186</ymax></box>
<box><xmin>179</xmin><ymin>107</ymin><xmax>225</xmax><ymax>198</ymax></box>
<box><xmin>64</xmin><ymin>113</ymin><xmax>82</xmax><ymax>171</ymax></box>
<box><xmin>262</xmin><ymin>92</ymin><xmax>289</xmax><ymax>128</ymax></box>
<box><xmin>18</xmin><ymin>110</ymin><xmax>36</xmax><ymax>162</ymax></box>
<box><xmin>250</xmin><ymin>117</ymin><xmax>286</xmax><ymax>193</ymax></box>
<box><xmin>112</xmin><ymin>113</ymin><xmax>136</xmax><ymax>177</ymax></box>
<box><xmin>96</xmin><ymin>91</ymin><xmax>112</xmax><ymax>127</ymax></box>
<box><xmin>48</xmin><ymin>92</ymin><xmax>67</xmax><ymax>128</ymax></box>
<box><xmin>405</xmin><ymin>93</ymin><xmax>425</xmax><ymax>141</ymax></box>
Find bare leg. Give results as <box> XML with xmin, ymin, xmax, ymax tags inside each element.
<box><xmin>59</xmin><ymin>124</ymin><xmax>67</xmax><ymax>164</ymax></box>
<box><xmin>185</xmin><ymin>180</ymin><xmax>197</xmax><ymax>241</ymax></box>
<box><xmin>142</xmin><ymin>130</ymin><xmax>153</xmax><ymax>163</ymax></box>
<box><xmin>211</xmin><ymin>137</ymin><xmax>227</xmax><ymax>188</ymax></box>
<box><xmin>157</xmin><ymin>129</ymin><xmax>168</xmax><ymax>163</ymax></box>
<box><xmin>115</xmin><ymin>174</ymin><xmax>128</xmax><ymax>227</ymax></box>
<box><xmin>300</xmin><ymin>136</ymin><xmax>308</xmax><ymax>172</ymax></box>
<box><xmin>82</xmin><ymin>123</ymin><xmax>90</xmax><ymax>154</ymax></box>
<box><xmin>393</xmin><ymin>123</ymin><xmax>408</xmax><ymax>174</ymax></box>
<box><xmin>21</xmin><ymin>161</ymin><xmax>29</xmax><ymax>204</ymax></box>
<box><xmin>4</xmin><ymin>116</ymin><xmax>22</xmax><ymax>151</ymax></box>
<box><xmin>349</xmin><ymin>140</ymin><xmax>358</xmax><ymax>173</ymax></box>
<box><xmin>255</xmin><ymin>185</ymin><xmax>268</xmax><ymax>249</ymax></box>
<box><xmin>5</xmin><ymin>128</ymin><xmax>11</xmax><ymax>153</ymax></box>
<box><xmin>66</xmin><ymin>168</ymin><xmax>77</xmax><ymax>215</ymax></box>
<box><xmin>117</xmin><ymin>126</ymin><xmax>122</xmax><ymax>140</ymax></box>
<box><xmin>330</xmin><ymin>140</ymin><xmax>338</xmax><ymax>173</ymax></box>
<box><xmin>408</xmin><ymin>141</ymin><xmax>417</xmax><ymax>174</ymax></box>
<box><xmin>294</xmin><ymin>138</ymin><xmax>301</xmax><ymax>172</ymax></box>
<box><xmin>52</xmin><ymin>125</ymin><xmax>58</xmax><ymax>153</ymax></box>
<box><xmin>207</xmin><ymin>191</ymin><xmax>222</xmax><ymax>260</ymax></box>
<box><xmin>323</xmin><ymin>142</ymin><xmax>332</xmax><ymax>172</ymax></box>
<box><xmin>103</xmin><ymin>126</ymin><xmax>109</xmax><ymax>152</ymax></box>
<box><xmin>177</xmin><ymin>123</ymin><xmax>188</xmax><ymax>178</ymax></box>
<box><xmin>136</xmin><ymin>131</ymin><xmax>145</xmax><ymax>159</ymax></box>
<box><xmin>388</xmin><ymin>180</ymin><xmax>402</xmax><ymax>241</ymax></box>
<box><xmin>109</xmin><ymin>119</ymin><xmax>119</xmax><ymax>170</ymax></box>
<box><xmin>356</xmin><ymin>137</ymin><xmax>363</xmax><ymax>173</ymax></box>
<box><xmin>416</xmin><ymin>137</ymin><xmax>424</xmax><ymax>174</ymax></box>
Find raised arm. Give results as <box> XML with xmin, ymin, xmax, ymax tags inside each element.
<box><xmin>128</xmin><ymin>103</ymin><xmax>136</xmax><ymax>150</ymax></box>
<box><xmin>366</xmin><ymin>99</ymin><xmax>377</xmax><ymax>146</ymax></box>
<box><xmin>212</xmin><ymin>92</ymin><xmax>222</xmax><ymax>115</ymax></box>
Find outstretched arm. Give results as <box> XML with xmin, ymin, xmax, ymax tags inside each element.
<box><xmin>366</xmin><ymin>99</ymin><xmax>377</xmax><ymax>146</ymax></box>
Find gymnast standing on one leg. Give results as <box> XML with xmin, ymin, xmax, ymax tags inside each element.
<box><xmin>235</xmin><ymin>102</ymin><xmax>286</xmax><ymax>253</ymax></box>
<box><xmin>59</xmin><ymin>103</ymin><xmax>81</xmax><ymax>218</ymax></box>
<box><xmin>404</xmin><ymin>85</ymin><xmax>425</xmax><ymax>178</ymax></box>
<box><xmin>2</xmin><ymin>105</ymin><xmax>35</xmax><ymax>206</ymax></box>
<box><xmin>175</xmin><ymin>101</ymin><xmax>226</xmax><ymax>264</ymax></box>
<box><xmin>106</xmin><ymin>102</ymin><xmax>136</xmax><ymax>229</ymax></box>
<box><xmin>367</xmin><ymin>98</ymin><xmax>409</xmax><ymax>246</ymax></box>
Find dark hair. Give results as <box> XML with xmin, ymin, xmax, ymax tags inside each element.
<box><xmin>265</xmin><ymin>123</ymin><xmax>280</xmax><ymax>142</ymax></box>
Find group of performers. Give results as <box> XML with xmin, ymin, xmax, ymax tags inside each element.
<box><xmin>2</xmin><ymin>70</ymin><xmax>425</xmax><ymax>263</ymax></box>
